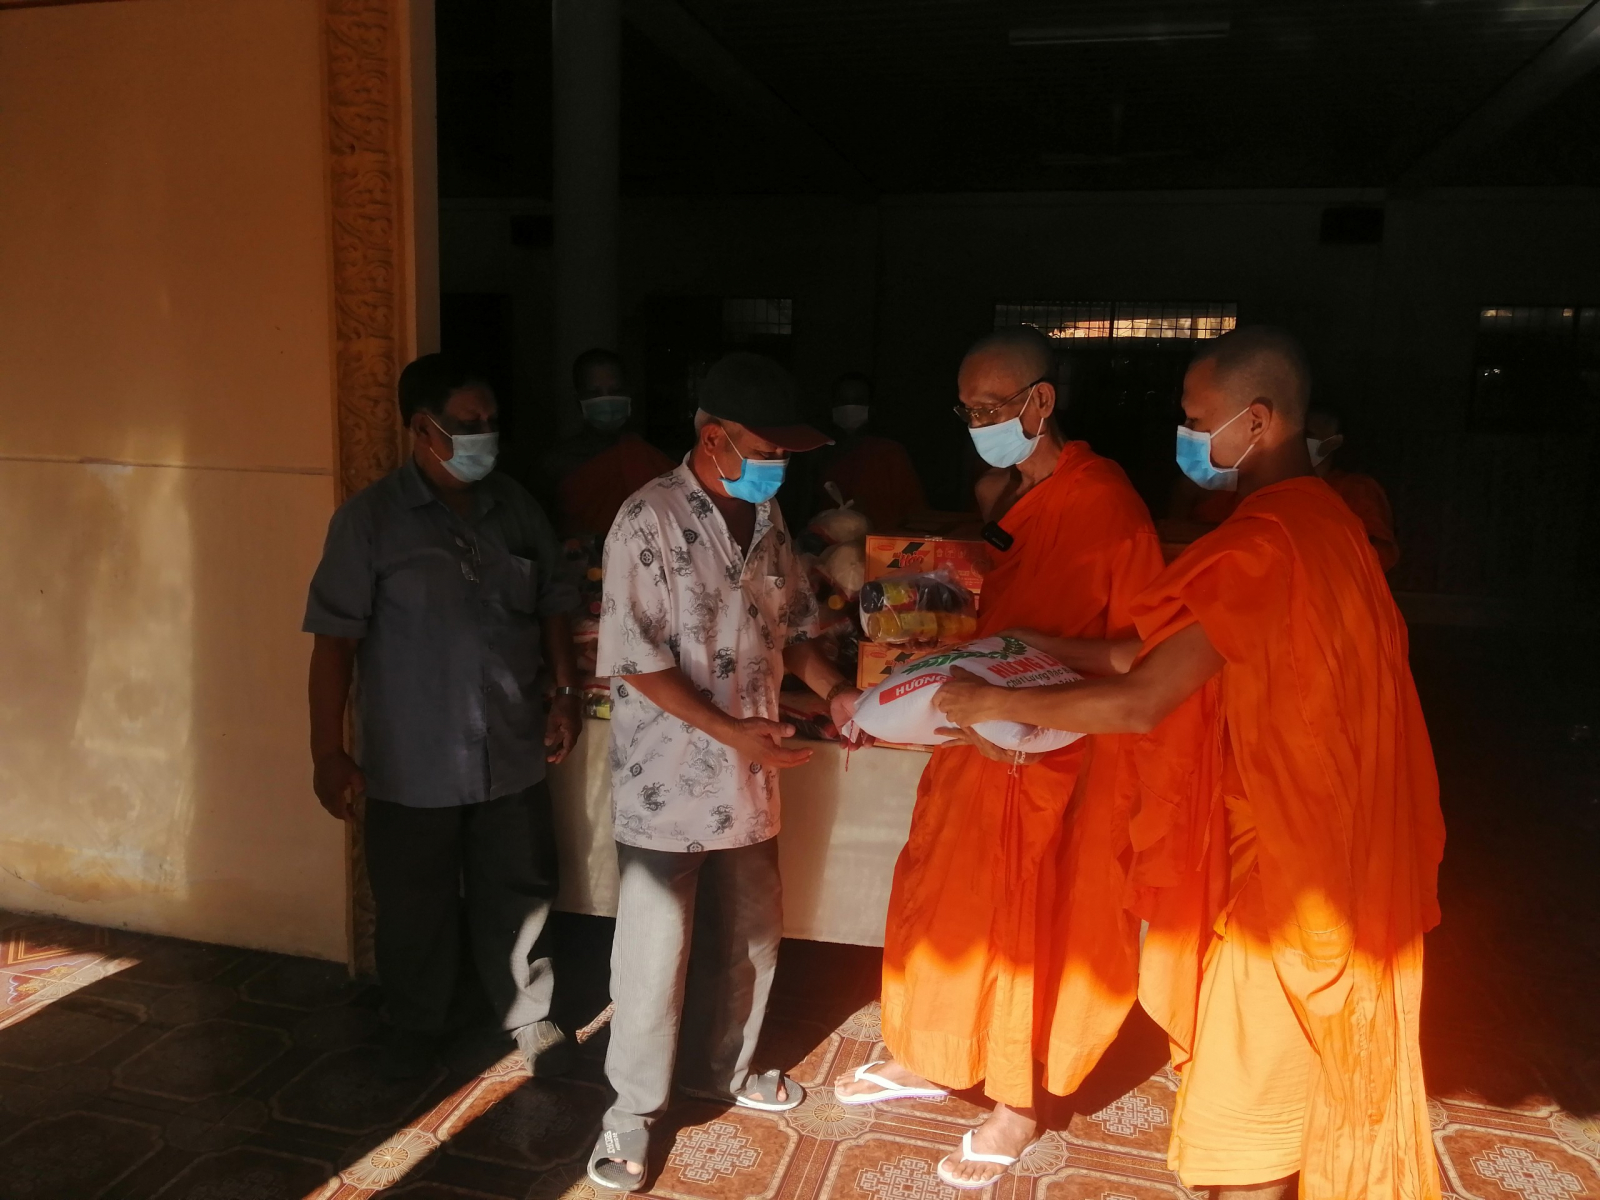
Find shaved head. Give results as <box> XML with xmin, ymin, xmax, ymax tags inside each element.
<box><xmin>963</xmin><ymin>325</ymin><xmax>1057</xmax><ymax>388</ymax></box>
<box><xmin>1192</xmin><ymin>326</ymin><xmax>1311</xmax><ymax>429</ymax></box>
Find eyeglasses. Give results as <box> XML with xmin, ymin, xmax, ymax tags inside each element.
<box><xmin>952</xmin><ymin>376</ymin><xmax>1050</xmax><ymax>428</ymax></box>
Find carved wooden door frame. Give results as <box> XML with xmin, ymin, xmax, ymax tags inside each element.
<box><xmin>323</xmin><ymin>0</ymin><xmax>438</xmax><ymax>974</ymax></box>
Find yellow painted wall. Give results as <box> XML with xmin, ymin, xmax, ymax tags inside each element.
<box><xmin>0</xmin><ymin>0</ymin><xmax>348</xmax><ymax>960</ymax></box>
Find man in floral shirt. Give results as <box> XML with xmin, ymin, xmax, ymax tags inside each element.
<box><xmin>588</xmin><ymin>353</ymin><xmax>863</xmax><ymax>1190</ymax></box>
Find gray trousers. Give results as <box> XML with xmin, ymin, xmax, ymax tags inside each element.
<box><xmin>603</xmin><ymin>838</ymin><xmax>782</xmax><ymax>1131</ymax></box>
<box><xmin>365</xmin><ymin>784</ymin><xmax>558</xmax><ymax>1034</ymax></box>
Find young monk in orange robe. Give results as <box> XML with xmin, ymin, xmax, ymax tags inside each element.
<box><xmin>937</xmin><ymin>327</ymin><xmax>1445</xmax><ymax>1200</ymax></box>
<box><xmin>1170</xmin><ymin>406</ymin><xmax>1400</xmax><ymax>571</ymax></box>
<box><xmin>836</xmin><ymin>326</ymin><xmax>1163</xmax><ymax>1188</ymax></box>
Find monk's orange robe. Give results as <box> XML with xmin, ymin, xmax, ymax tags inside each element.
<box><xmin>880</xmin><ymin>442</ymin><xmax>1163</xmax><ymax>1107</ymax></box>
<box><xmin>557</xmin><ymin>434</ymin><xmax>674</xmax><ymax>537</ymax></box>
<box><xmin>819</xmin><ymin>435</ymin><xmax>927</xmax><ymax>531</ymax></box>
<box><xmin>1190</xmin><ymin>470</ymin><xmax>1399</xmax><ymax>570</ymax></box>
<box><xmin>1130</xmin><ymin>476</ymin><xmax>1444</xmax><ymax>1198</ymax></box>
<box><xmin>1190</xmin><ymin>488</ymin><xmax>1240</xmax><ymax>526</ymax></box>
<box><xmin>1326</xmin><ymin>467</ymin><xmax>1399</xmax><ymax>571</ymax></box>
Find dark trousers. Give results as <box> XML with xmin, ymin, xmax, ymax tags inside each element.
<box><xmin>365</xmin><ymin>783</ymin><xmax>559</xmax><ymax>1034</ymax></box>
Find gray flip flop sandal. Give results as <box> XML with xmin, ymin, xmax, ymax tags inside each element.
<box><xmin>588</xmin><ymin>1128</ymin><xmax>650</xmax><ymax>1192</ymax></box>
<box><xmin>734</xmin><ymin>1068</ymin><xmax>805</xmax><ymax>1112</ymax></box>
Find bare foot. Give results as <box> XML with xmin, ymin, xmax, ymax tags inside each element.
<box><xmin>834</xmin><ymin>1057</ymin><xmax>941</xmax><ymax>1100</ymax></box>
<box><xmin>740</xmin><ymin>1079</ymin><xmax>787</xmax><ymax>1104</ymax></box>
<box><xmin>595</xmin><ymin>1156</ymin><xmax>644</xmax><ymax>1184</ymax></box>
<box><xmin>942</xmin><ymin>1103</ymin><xmax>1038</xmax><ymax>1187</ymax></box>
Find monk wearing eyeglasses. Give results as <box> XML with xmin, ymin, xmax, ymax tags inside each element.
<box><xmin>836</xmin><ymin>325</ymin><xmax>1164</xmax><ymax>1190</ymax></box>
<box><xmin>936</xmin><ymin>327</ymin><xmax>1444</xmax><ymax>1200</ymax></box>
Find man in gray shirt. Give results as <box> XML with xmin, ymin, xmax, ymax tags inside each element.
<box><xmin>304</xmin><ymin>353</ymin><xmax>581</xmax><ymax>1079</ymax></box>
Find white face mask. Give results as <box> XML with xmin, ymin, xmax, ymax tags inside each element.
<box><xmin>427</xmin><ymin>415</ymin><xmax>499</xmax><ymax>482</ymax></box>
<box><xmin>832</xmin><ymin>404</ymin><xmax>869</xmax><ymax>432</ymax></box>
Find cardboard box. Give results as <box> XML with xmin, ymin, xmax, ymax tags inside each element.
<box><xmin>857</xmin><ymin>641</ymin><xmax>941</xmax><ymax>689</ymax></box>
<box><xmin>864</xmin><ymin>534</ymin><xmax>995</xmax><ymax>597</ymax></box>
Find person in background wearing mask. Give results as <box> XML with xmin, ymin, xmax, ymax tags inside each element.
<box><xmin>1169</xmin><ymin>402</ymin><xmax>1399</xmax><ymax>572</ymax></box>
<box><xmin>540</xmin><ymin>347</ymin><xmax>674</xmax><ymax>537</ymax></box>
<box><xmin>810</xmin><ymin>372</ymin><xmax>927</xmax><ymax>530</ymax></box>
<box><xmin>936</xmin><ymin>327</ymin><xmax>1443</xmax><ymax>1200</ymax></box>
<box><xmin>836</xmin><ymin>327</ymin><xmax>1166</xmax><ymax>1190</ymax></box>
<box><xmin>303</xmin><ymin>353</ymin><xmax>582</xmax><ymax>1081</ymax></box>
<box><xmin>588</xmin><ymin>352</ymin><xmax>863</xmax><ymax>1191</ymax></box>
<box><xmin>1304</xmin><ymin>406</ymin><xmax>1399</xmax><ymax>570</ymax></box>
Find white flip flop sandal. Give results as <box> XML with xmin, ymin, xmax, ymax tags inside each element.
<box><xmin>836</xmin><ymin>1060</ymin><xmax>951</xmax><ymax>1106</ymax></box>
<box><xmin>935</xmin><ymin>1130</ymin><xmax>1041</xmax><ymax>1191</ymax></box>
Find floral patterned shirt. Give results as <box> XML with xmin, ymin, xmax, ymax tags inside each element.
<box><xmin>595</xmin><ymin>459</ymin><xmax>820</xmax><ymax>851</ymax></box>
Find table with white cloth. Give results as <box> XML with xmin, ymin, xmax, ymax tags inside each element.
<box><xmin>547</xmin><ymin>718</ymin><xmax>928</xmax><ymax>947</ymax></box>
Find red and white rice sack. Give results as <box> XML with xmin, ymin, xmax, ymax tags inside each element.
<box><xmin>844</xmin><ymin>635</ymin><xmax>1085</xmax><ymax>753</ymax></box>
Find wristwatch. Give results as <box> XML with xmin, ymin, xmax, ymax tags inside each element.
<box><xmin>553</xmin><ymin>686</ymin><xmax>582</xmax><ymax>698</ymax></box>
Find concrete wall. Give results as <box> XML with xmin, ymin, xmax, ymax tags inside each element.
<box><xmin>0</xmin><ymin>0</ymin><xmax>348</xmax><ymax>959</ymax></box>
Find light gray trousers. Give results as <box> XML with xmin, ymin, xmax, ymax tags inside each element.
<box><xmin>602</xmin><ymin>838</ymin><xmax>782</xmax><ymax>1131</ymax></box>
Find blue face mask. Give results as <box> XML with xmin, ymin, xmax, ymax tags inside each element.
<box><xmin>719</xmin><ymin>452</ymin><xmax>788</xmax><ymax>504</ymax></box>
<box><xmin>429</xmin><ymin>416</ymin><xmax>499</xmax><ymax>483</ymax></box>
<box><xmin>581</xmin><ymin>394</ymin><xmax>631</xmax><ymax>433</ymax></box>
<box><xmin>968</xmin><ymin>389</ymin><xmax>1042</xmax><ymax>468</ymax></box>
<box><xmin>1175</xmin><ymin>407</ymin><xmax>1253</xmax><ymax>491</ymax></box>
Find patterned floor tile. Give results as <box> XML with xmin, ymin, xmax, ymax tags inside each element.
<box><xmin>1437</xmin><ymin>1126</ymin><xmax>1600</xmax><ymax>1199</ymax></box>
<box><xmin>441</xmin><ymin>1077</ymin><xmax>605</xmax><ymax>1170</ymax></box>
<box><xmin>653</xmin><ymin>1105</ymin><xmax>799</xmax><ymax>1200</ymax></box>
<box><xmin>149</xmin><ymin>1145</ymin><xmax>334</xmax><ymax>1199</ymax></box>
<box><xmin>114</xmin><ymin>1019</ymin><xmax>291</xmax><ymax>1103</ymax></box>
<box><xmin>0</xmin><ymin>1110</ymin><xmax>163</xmax><ymax>1199</ymax></box>
<box><xmin>242</xmin><ymin>958</ymin><xmax>366</xmax><ymax>1012</ymax></box>
<box><xmin>270</xmin><ymin>1045</ymin><xmax>444</xmax><ymax>1135</ymax></box>
<box><xmin>0</xmin><ymin>993</ymin><xmax>142</xmax><ymax>1069</ymax></box>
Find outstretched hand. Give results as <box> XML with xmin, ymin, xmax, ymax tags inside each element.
<box><xmin>723</xmin><ymin>717</ymin><xmax>813</xmax><ymax>768</ymax></box>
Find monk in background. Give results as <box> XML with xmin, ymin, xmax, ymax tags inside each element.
<box><xmin>836</xmin><ymin>326</ymin><xmax>1164</xmax><ymax>1188</ymax></box>
<box><xmin>936</xmin><ymin>327</ymin><xmax>1445</xmax><ymax>1199</ymax></box>
<box><xmin>538</xmin><ymin>348</ymin><xmax>673</xmax><ymax>537</ymax></box>
<box><xmin>812</xmin><ymin>372</ymin><xmax>927</xmax><ymax>530</ymax></box>
<box><xmin>1168</xmin><ymin>404</ymin><xmax>1400</xmax><ymax>572</ymax></box>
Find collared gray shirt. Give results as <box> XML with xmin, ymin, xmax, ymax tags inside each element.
<box><xmin>303</xmin><ymin>459</ymin><xmax>578</xmax><ymax>808</ymax></box>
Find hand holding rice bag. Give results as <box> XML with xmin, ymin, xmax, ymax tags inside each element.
<box><xmin>843</xmin><ymin>635</ymin><xmax>1084</xmax><ymax>753</ymax></box>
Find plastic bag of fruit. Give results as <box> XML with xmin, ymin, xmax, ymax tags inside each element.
<box><xmin>858</xmin><ymin>567</ymin><xmax>978</xmax><ymax>647</ymax></box>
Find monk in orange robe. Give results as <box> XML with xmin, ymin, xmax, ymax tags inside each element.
<box><xmin>1168</xmin><ymin>406</ymin><xmax>1400</xmax><ymax>571</ymax></box>
<box><xmin>538</xmin><ymin>348</ymin><xmax>674</xmax><ymax>537</ymax></box>
<box><xmin>813</xmin><ymin>373</ymin><xmax>928</xmax><ymax>531</ymax></box>
<box><xmin>836</xmin><ymin>326</ymin><xmax>1164</xmax><ymax>1187</ymax></box>
<box><xmin>936</xmin><ymin>327</ymin><xmax>1445</xmax><ymax>1200</ymax></box>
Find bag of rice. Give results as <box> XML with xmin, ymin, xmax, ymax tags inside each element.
<box><xmin>844</xmin><ymin>635</ymin><xmax>1084</xmax><ymax>753</ymax></box>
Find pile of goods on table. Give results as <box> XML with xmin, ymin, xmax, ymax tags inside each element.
<box><xmin>561</xmin><ymin>535</ymin><xmax>614</xmax><ymax>720</ymax></box>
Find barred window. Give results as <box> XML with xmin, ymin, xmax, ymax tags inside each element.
<box><xmin>995</xmin><ymin>300</ymin><xmax>1236</xmax><ymax>340</ymax></box>
<box><xmin>1472</xmin><ymin>305</ymin><xmax>1600</xmax><ymax>433</ymax></box>
<box><xmin>722</xmin><ymin>297</ymin><xmax>792</xmax><ymax>337</ymax></box>
<box><xmin>1478</xmin><ymin>305</ymin><xmax>1600</xmax><ymax>344</ymax></box>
